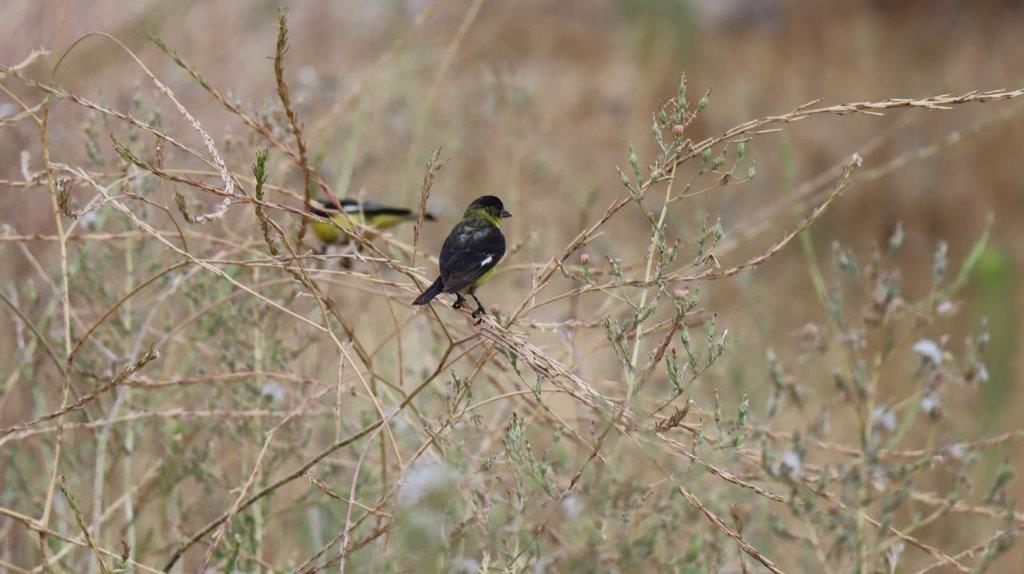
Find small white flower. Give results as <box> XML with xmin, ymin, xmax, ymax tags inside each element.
<box><xmin>873</xmin><ymin>406</ymin><xmax>896</xmax><ymax>433</ymax></box>
<box><xmin>259</xmin><ymin>381</ymin><xmax>284</xmax><ymax>403</ymax></box>
<box><xmin>778</xmin><ymin>451</ymin><xmax>802</xmax><ymax>477</ymax></box>
<box><xmin>398</xmin><ymin>462</ymin><xmax>456</xmax><ymax>508</ymax></box>
<box><xmin>562</xmin><ymin>494</ymin><xmax>583</xmax><ymax>519</ymax></box>
<box><xmin>20</xmin><ymin>150</ymin><xmax>32</xmax><ymax>181</ymax></box>
<box><xmin>912</xmin><ymin>339</ymin><xmax>943</xmax><ymax>365</ymax></box>
<box><xmin>297</xmin><ymin>66</ymin><xmax>318</xmax><ymax>86</ymax></box>
<box><xmin>451</xmin><ymin>558</ymin><xmax>479</xmax><ymax>573</ymax></box>
<box><xmin>947</xmin><ymin>443</ymin><xmax>966</xmax><ymax>460</ymax></box>
<box><xmin>921</xmin><ymin>392</ymin><xmax>942</xmax><ymax>417</ymax></box>
<box><xmin>936</xmin><ymin>299</ymin><xmax>958</xmax><ymax>317</ymax></box>
<box><xmin>972</xmin><ymin>363</ymin><xmax>990</xmax><ymax>384</ymax></box>
<box><xmin>871</xmin><ymin>468</ymin><xmax>889</xmax><ymax>491</ymax></box>
<box><xmin>79</xmin><ymin>210</ymin><xmax>100</xmax><ymax>229</ymax></box>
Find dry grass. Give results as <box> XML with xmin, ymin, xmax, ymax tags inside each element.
<box><xmin>2</xmin><ymin>1</ymin><xmax>1023</xmax><ymax>572</ymax></box>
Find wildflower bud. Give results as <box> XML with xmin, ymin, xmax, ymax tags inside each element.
<box><xmin>672</xmin><ymin>124</ymin><xmax>685</xmax><ymax>137</ymax></box>
<box><xmin>580</xmin><ymin>253</ymin><xmax>591</xmax><ymax>265</ymax></box>
<box><xmin>673</xmin><ymin>288</ymin><xmax>690</xmax><ymax>300</ymax></box>
<box><xmin>490</xmin><ymin>304</ymin><xmax>500</xmax><ymax>315</ymax></box>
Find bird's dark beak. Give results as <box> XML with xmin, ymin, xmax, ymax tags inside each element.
<box><xmin>500</xmin><ymin>209</ymin><xmax>513</xmax><ymax>218</ymax></box>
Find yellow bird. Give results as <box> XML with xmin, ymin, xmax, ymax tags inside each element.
<box><xmin>307</xmin><ymin>197</ymin><xmax>434</xmax><ymax>246</ymax></box>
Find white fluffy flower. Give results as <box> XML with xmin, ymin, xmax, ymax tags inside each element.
<box><xmin>398</xmin><ymin>462</ymin><xmax>456</xmax><ymax>508</ymax></box>
<box><xmin>912</xmin><ymin>339</ymin><xmax>943</xmax><ymax>365</ymax></box>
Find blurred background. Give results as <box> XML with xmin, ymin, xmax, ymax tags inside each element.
<box><xmin>2</xmin><ymin>0</ymin><xmax>1023</xmax><ymax>571</ymax></box>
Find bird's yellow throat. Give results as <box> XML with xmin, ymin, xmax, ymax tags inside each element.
<box><xmin>463</xmin><ymin>207</ymin><xmax>503</xmax><ymax>226</ymax></box>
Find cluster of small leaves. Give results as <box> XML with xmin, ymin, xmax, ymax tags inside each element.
<box><xmin>640</xmin><ymin>280</ymin><xmax>722</xmax><ymax>413</ymax></box>
<box><xmin>250</xmin><ymin>149</ymin><xmax>281</xmax><ymax>256</ymax></box>
<box><xmin>502</xmin><ymin>413</ymin><xmax>558</xmax><ymax>498</ymax></box>
<box><xmin>693</xmin><ymin>217</ymin><xmax>724</xmax><ymax>266</ymax></box>
<box><xmin>750</xmin><ymin>223</ymin><xmax>1018</xmax><ymax>573</ymax></box>
<box><xmin>618</xmin><ymin>75</ymin><xmax>704</xmax><ymax>197</ymax></box>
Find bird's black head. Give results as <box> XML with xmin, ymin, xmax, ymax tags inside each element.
<box><xmin>465</xmin><ymin>195</ymin><xmax>512</xmax><ymax>221</ymax></box>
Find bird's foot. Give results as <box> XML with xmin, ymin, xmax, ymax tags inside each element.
<box><xmin>471</xmin><ymin>306</ymin><xmax>487</xmax><ymax>325</ymax></box>
<box><xmin>470</xmin><ymin>294</ymin><xmax>487</xmax><ymax>324</ymax></box>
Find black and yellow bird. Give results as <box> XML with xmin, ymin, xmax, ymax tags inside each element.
<box><xmin>413</xmin><ymin>195</ymin><xmax>512</xmax><ymax>319</ymax></box>
<box><xmin>307</xmin><ymin>196</ymin><xmax>434</xmax><ymax>247</ymax></box>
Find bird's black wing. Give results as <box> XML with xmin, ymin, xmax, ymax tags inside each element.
<box><xmin>439</xmin><ymin>218</ymin><xmax>506</xmax><ymax>294</ymax></box>
<box><xmin>340</xmin><ymin>199</ymin><xmax>413</xmax><ymax>218</ymax></box>
<box><xmin>346</xmin><ymin>199</ymin><xmax>436</xmax><ymax>220</ymax></box>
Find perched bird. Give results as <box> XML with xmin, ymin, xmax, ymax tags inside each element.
<box><xmin>413</xmin><ymin>195</ymin><xmax>512</xmax><ymax>319</ymax></box>
<box><xmin>307</xmin><ymin>196</ymin><xmax>434</xmax><ymax>247</ymax></box>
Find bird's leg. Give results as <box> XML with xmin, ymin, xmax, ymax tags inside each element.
<box><xmin>351</xmin><ymin>241</ymin><xmax>367</xmax><ymax>265</ymax></box>
<box><xmin>452</xmin><ymin>293</ymin><xmax>466</xmax><ymax>310</ymax></box>
<box><xmin>470</xmin><ymin>293</ymin><xmax>487</xmax><ymax>323</ymax></box>
<box><xmin>338</xmin><ymin>242</ymin><xmax>356</xmax><ymax>269</ymax></box>
<box><xmin>314</xmin><ymin>244</ymin><xmax>330</xmax><ymax>270</ymax></box>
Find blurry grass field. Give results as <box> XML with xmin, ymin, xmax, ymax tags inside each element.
<box><xmin>2</xmin><ymin>1</ymin><xmax>1023</xmax><ymax>572</ymax></box>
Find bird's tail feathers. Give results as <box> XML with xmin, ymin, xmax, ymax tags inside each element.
<box><xmin>413</xmin><ymin>277</ymin><xmax>444</xmax><ymax>306</ymax></box>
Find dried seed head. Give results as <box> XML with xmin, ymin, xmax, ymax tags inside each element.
<box><xmin>671</xmin><ymin>124</ymin><xmax>686</xmax><ymax>136</ymax></box>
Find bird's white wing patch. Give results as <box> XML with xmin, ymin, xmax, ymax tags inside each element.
<box><xmin>480</xmin><ymin>255</ymin><xmax>494</xmax><ymax>267</ymax></box>
<box><xmin>343</xmin><ymin>203</ymin><xmax>363</xmax><ymax>213</ymax></box>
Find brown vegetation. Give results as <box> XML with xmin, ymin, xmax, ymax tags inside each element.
<box><xmin>1</xmin><ymin>1</ymin><xmax>1023</xmax><ymax>572</ymax></box>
